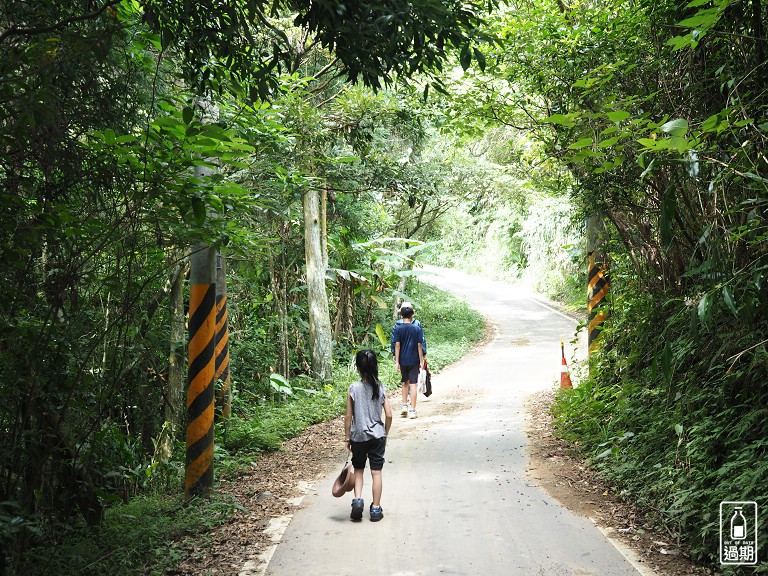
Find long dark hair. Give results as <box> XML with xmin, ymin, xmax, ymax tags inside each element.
<box><xmin>355</xmin><ymin>349</ymin><xmax>381</xmax><ymax>399</ymax></box>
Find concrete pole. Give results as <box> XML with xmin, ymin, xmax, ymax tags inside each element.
<box><xmin>185</xmin><ymin>98</ymin><xmax>218</xmax><ymax>500</ymax></box>
<box><xmin>586</xmin><ymin>214</ymin><xmax>609</xmax><ymax>357</ymax></box>
<box><xmin>215</xmin><ymin>251</ymin><xmax>231</xmax><ymax>421</ymax></box>
<box><xmin>185</xmin><ymin>243</ymin><xmax>216</xmax><ymax>500</ymax></box>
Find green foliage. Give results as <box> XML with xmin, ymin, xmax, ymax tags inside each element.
<box><xmin>553</xmin><ymin>284</ymin><xmax>768</xmax><ymax>570</ymax></box>
<box><xmin>518</xmin><ymin>195</ymin><xmax>583</xmax><ymax>306</ymax></box>
<box><xmin>14</xmin><ymin>494</ymin><xmax>242</xmax><ymax>576</ymax></box>
<box><xmin>223</xmin><ymin>382</ymin><xmax>349</xmax><ymax>453</ymax></box>
<box><xmin>464</xmin><ymin>2</ymin><xmax>768</xmax><ymax>569</ymax></box>
<box><xmin>417</xmin><ymin>132</ymin><xmax>533</xmax><ymax>281</ymax></box>
<box><xmin>295</xmin><ymin>0</ymin><xmax>498</xmax><ymax>90</ymax></box>
<box><xmin>138</xmin><ymin>0</ymin><xmax>497</xmax><ymax>96</ymax></box>
<box><xmin>426</xmin><ymin>192</ymin><xmax>527</xmax><ymax>282</ymax></box>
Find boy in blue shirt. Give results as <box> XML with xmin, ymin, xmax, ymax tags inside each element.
<box><xmin>391</xmin><ymin>302</ymin><xmax>426</xmax><ymax>419</ymax></box>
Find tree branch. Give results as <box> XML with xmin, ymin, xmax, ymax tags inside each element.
<box><xmin>314</xmin><ymin>82</ymin><xmax>350</xmax><ymax>107</ymax></box>
<box><xmin>0</xmin><ymin>0</ymin><xmax>124</xmax><ymax>45</ymax></box>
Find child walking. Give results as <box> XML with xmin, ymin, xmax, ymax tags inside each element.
<box><xmin>392</xmin><ymin>301</ymin><xmax>426</xmax><ymax>419</ymax></box>
<box><xmin>344</xmin><ymin>349</ymin><xmax>393</xmax><ymax>522</ymax></box>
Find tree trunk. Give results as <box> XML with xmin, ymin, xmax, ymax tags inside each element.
<box><xmin>303</xmin><ymin>187</ymin><xmax>333</xmax><ymax>382</ymax></box>
<box><xmin>333</xmin><ymin>277</ymin><xmax>346</xmax><ymax>341</ymax></box>
<box><xmin>321</xmin><ymin>185</ymin><xmax>329</xmax><ymax>271</ymax></box>
<box><xmin>392</xmin><ymin>259</ymin><xmax>413</xmax><ymax>322</ymax></box>
<box><xmin>169</xmin><ymin>254</ymin><xmax>186</xmax><ymax>428</ymax></box>
<box><xmin>753</xmin><ymin>0</ymin><xmax>765</xmax><ymax>75</ymax></box>
<box><xmin>268</xmin><ymin>227</ymin><xmax>291</xmax><ymax>378</ymax></box>
<box><xmin>157</xmin><ymin>250</ymin><xmax>187</xmax><ymax>460</ymax></box>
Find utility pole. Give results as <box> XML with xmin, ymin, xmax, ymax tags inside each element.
<box><xmin>186</xmin><ymin>243</ymin><xmax>216</xmax><ymax>499</ymax></box>
<box><xmin>586</xmin><ymin>214</ymin><xmax>609</xmax><ymax>357</ymax></box>
<box><xmin>185</xmin><ymin>98</ymin><xmax>218</xmax><ymax>500</ymax></box>
<box><xmin>215</xmin><ymin>251</ymin><xmax>231</xmax><ymax>421</ymax></box>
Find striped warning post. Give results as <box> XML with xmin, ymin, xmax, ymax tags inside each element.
<box><xmin>214</xmin><ymin>292</ymin><xmax>231</xmax><ymax>421</ymax></box>
<box><xmin>587</xmin><ymin>252</ymin><xmax>610</xmax><ymax>354</ymax></box>
<box><xmin>185</xmin><ymin>283</ymin><xmax>215</xmax><ymax>499</ymax></box>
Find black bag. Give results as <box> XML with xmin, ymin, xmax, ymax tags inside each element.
<box><xmin>424</xmin><ymin>366</ymin><xmax>432</xmax><ymax>397</ymax></box>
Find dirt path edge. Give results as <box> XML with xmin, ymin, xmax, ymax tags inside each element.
<box><xmin>525</xmin><ymin>389</ymin><xmax>715</xmax><ymax>576</ymax></box>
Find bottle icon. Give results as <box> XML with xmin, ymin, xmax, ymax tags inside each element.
<box><xmin>731</xmin><ymin>507</ymin><xmax>747</xmax><ymax>540</ymax></box>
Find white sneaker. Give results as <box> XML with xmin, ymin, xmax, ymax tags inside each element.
<box><xmin>401</xmin><ymin>404</ymin><xmax>409</xmax><ymax>417</ymax></box>
<box><xmin>408</xmin><ymin>409</ymin><xmax>417</xmax><ymax>419</ymax></box>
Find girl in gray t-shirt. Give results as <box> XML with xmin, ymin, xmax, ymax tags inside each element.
<box><xmin>344</xmin><ymin>350</ymin><xmax>393</xmax><ymax>521</ymax></box>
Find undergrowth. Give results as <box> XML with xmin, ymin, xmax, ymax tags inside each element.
<box><xmin>552</xmin><ymin>289</ymin><xmax>768</xmax><ymax>574</ymax></box>
<box><xmin>14</xmin><ymin>493</ymin><xmax>244</xmax><ymax>576</ymax></box>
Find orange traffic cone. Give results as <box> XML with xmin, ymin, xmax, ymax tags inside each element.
<box><xmin>560</xmin><ymin>339</ymin><xmax>572</xmax><ymax>388</ymax></box>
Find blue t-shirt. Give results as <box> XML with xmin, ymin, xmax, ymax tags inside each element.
<box><xmin>392</xmin><ymin>321</ymin><xmax>424</xmax><ymax>366</ymax></box>
<box><xmin>390</xmin><ymin>319</ymin><xmax>427</xmax><ymax>355</ymax></box>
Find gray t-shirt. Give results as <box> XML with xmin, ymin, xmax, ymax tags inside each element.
<box><xmin>349</xmin><ymin>380</ymin><xmax>386</xmax><ymax>442</ymax></box>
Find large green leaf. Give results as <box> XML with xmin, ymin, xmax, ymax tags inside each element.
<box><xmin>605</xmin><ymin>110</ymin><xmax>630</xmax><ymax>122</ymax></box>
<box><xmin>460</xmin><ymin>44</ymin><xmax>472</xmax><ymax>71</ymax></box>
<box><xmin>568</xmin><ymin>137</ymin><xmax>593</xmax><ymax>150</ymax></box>
<box><xmin>697</xmin><ymin>293</ymin><xmax>711</xmax><ymax>326</ymax></box>
<box><xmin>375</xmin><ymin>323</ymin><xmax>388</xmax><ymax>346</ymax></box>
<box><xmin>545</xmin><ymin>113</ymin><xmax>577</xmax><ymax>127</ymax></box>
<box><xmin>660</xmin><ymin>191</ymin><xmax>676</xmax><ymax>248</ymax></box>
<box><xmin>661</xmin><ymin>342</ymin><xmax>673</xmax><ymax>383</ymax></box>
<box><xmin>660</xmin><ymin>118</ymin><xmax>688</xmax><ymax>137</ymax></box>
<box><xmin>722</xmin><ymin>286</ymin><xmax>738</xmax><ymax>318</ymax></box>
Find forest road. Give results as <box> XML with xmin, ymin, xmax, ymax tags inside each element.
<box><xmin>259</xmin><ymin>267</ymin><xmax>646</xmax><ymax>576</ymax></box>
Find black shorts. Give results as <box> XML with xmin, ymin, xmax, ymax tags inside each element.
<box><xmin>400</xmin><ymin>364</ymin><xmax>419</xmax><ymax>384</ymax></box>
<box><xmin>350</xmin><ymin>436</ymin><xmax>387</xmax><ymax>471</ymax></box>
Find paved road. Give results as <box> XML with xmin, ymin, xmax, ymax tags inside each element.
<box><xmin>259</xmin><ymin>268</ymin><xmax>643</xmax><ymax>576</ymax></box>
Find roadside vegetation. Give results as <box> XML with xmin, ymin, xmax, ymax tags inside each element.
<box><xmin>3</xmin><ymin>0</ymin><xmax>768</xmax><ymax>574</ymax></box>
<box><xmin>424</xmin><ymin>0</ymin><xmax>768</xmax><ymax>572</ymax></box>
<box><xmin>483</xmin><ymin>2</ymin><xmax>768</xmax><ymax>573</ymax></box>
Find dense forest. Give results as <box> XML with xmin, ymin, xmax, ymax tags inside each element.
<box><xmin>1</xmin><ymin>0</ymin><xmax>767</xmax><ymax>574</ymax></box>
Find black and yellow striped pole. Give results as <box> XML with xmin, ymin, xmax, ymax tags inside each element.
<box><xmin>587</xmin><ymin>251</ymin><xmax>609</xmax><ymax>355</ymax></box>
<box><xmin>185</xmin><ymin>245</ymin><xmax>216</xmax><ymax>500</ymax></box>
<box><xmin>215</xmin><ymin>252</ymin><xmax>231</xmax><ymax>421</ymax></box>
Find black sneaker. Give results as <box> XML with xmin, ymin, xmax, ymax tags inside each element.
<box><xmin>369</xmin><ymin>504</ymin><xmax>384</xmax><ymax>522</ymax></box>
<box><xmin>350</xmin><ymin>498</ymin><xmax>364</xmax><ymax>521</ymax></box>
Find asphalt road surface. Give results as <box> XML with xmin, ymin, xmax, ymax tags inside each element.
<box><xmin>258</xmin><ymin>267</ymin><xmax>644</xmax><ymax>576</ymax></box>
